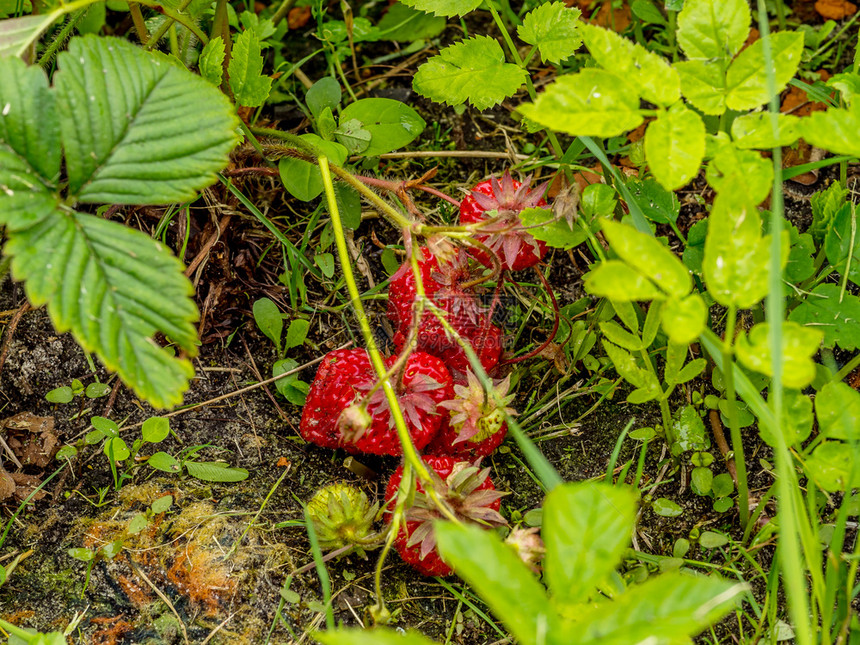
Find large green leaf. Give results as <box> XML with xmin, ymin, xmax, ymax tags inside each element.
<box><xmin>5</xmin><ymin>211</ymin><xmax>197</xmax><ymax>407</ymax></box>
<box><xmin>578</xmin><ymin>572</ymin><xmax>744</xmax><ymax>643</ymax></box>
<box><xmin>584</xmin><ymin>260</ymin><xmax>664</xmax><ymax>301</ymax></box>
<box><xmin>816</xmin><ymin>381</ymin><xmax>860</xmax><ymax>442</ymax></box>
<box><xmin>338</xmin><ymin>98</ymin><xmax>425</xmax><ymax>157</ymax></box>
<box><xmin>788</xmin><ymin>284</ymin><xmax>860</xmax><ymax>351</ymax></box>
<box><xmin>675</xmin><ymin>60</ymin><xmax>726</xmax><ymax>115</ymax></box>
<box><xmin>705</xmin><ymin>141</ymin><xmax>773</xmax><ymax>205</ymax></box>
<box><xmin>412</xmin><ymin>35</ymin><xmax>527</xmax><ymax>110</ymax></box>
<box><xmin>54</xmin><ymin>35</ymin><xmax>239</xmax><ymax>203</ymax></box>
<box><xmin>644</xmin><ymin>103</ymin><xmax>705</xmax><ymax>191</ymax></box>
<box><xmin>0</xmin><ymin>10</ymin><xmax>63</xmax><ymax>58</ymax></box>
<box><xmin>677</xmin><ymin>0</ymin><xmax>750</xmax><ymax>61</ymax></box>
<box><xmin>731</xmin><ymin>112</ymin><xmax>801</xmax><ymax>149</ymax></box>
<box><xmin>543</xmin><ymin>483</ymin><xmax>636</xmax><ymax>607</ymax></box>
<box><xmin>824</xmin><ymin>203</ymin><xmax>860</xmax><ymax>287</ymax></box>
<box><xmin>725</xmin><ymin>32</ymin><xmax>804</xmax><ymax>111</ymax></box>
<box><xmin>518</xmin><ymin>68</ymin><xmax>642</xmax><ymax>137</ymax></box>
<box><xmin>434</xmin><ymin>521</ymin><xmax>560</xmax><ymax>645</ymax></box>
<box><xmin>0</xmin><ymin>56</ymin><xmax>60</xmax><ymax>230</ymax></box>
<box><xmin>703</xmin><ymin>194</ymin><xmax>776</xmax><ymax>308</ymax></box>
<box><xmin>800</xmin><ymin>103</ymin><xmax>860</xmax><ymax>157</ymax></box>
<box><xmin>517</xmin><ymin>1</ymin><xmax>582</xmax><ymax>64</ymax></box>
<box><xmin>580</xmin><ymin>23</ymin><xmax>679</xmax><ymax>107</ymax></box>
<box><xmin>399</xmin><ymin>0</ymin><xmax>481</xmax><ymax>17</ymax></box>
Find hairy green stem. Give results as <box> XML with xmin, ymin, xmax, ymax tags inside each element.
<box><xmin>37</xmin><ymin>8</ymin><xmax>87</xmax><ymax>67</ymax></box>
<box><xmin>141</xmin><ymin>0</ymin><xmax>207</xmax><ymax>49</ymax></box>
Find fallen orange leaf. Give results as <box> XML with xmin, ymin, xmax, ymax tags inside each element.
<box><xmin>815</xmin><ymin>0</ymin><xmax>857</xmax><ymax>19</ymax></box>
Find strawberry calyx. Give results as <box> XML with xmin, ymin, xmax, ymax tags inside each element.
<box><xmin>505</xmin><ymin>526</ymin><xmax>545</xmax><ymax>573</ymax></box>
<box><xmin>350</xmin><ymin>372</ymin><xmax>445</xmax><ymax>438</ymax></box>
<box><xmin>439</xmin><ymin>371</ymin><xmax>516</xmax><ymax>445</ymax></box>
<box><xmin>404</xmin><ymin>461</ymin><xmax>507</xmax><ymax>561</ymax></box>
<box><xmin>306</xmin><ymin>483</ymin><xmax>382</xmax><ymax>557</ymax></box>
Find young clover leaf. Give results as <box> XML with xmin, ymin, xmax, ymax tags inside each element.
<box><xmin>0</xmin><ymin>36</ymin><xmax>238</xmax><ymax>408</ymax></box>
<box><xmin>517</xmin><ymin>2</ymin><xmax>583</xmax><ymax>64</ymax></box>
<box><xmin>413</xmin><ymin>35</ymin><xmax>527</xmax><ymax>111</ymax></box>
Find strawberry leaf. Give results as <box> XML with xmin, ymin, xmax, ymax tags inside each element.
<box><xmin>413</xmin><ymin>36</ymin><xmax>527</xmax><ymax>110</ymax></box>
<box><xmin>398</xmin><ymin>0</ymin><xmax>482</xmax><ymax>17</ymax></box>
<box><xmin>517</xmin><ymin>1</ymin><xmax>583</xmax><ymax>64</ymax></box>
<box><xmin>228</xmin><ymin>28</ymin><xmax>273</xmax><ymax>107</ymax></box>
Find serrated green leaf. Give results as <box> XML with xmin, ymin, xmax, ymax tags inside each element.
<box><xmin>810</xmin><ymin>181</ymin><xmax>848</xmax><ymax>243</ymax></box>
<box><xmin>413</xmin><ymin>35</ymin><xmax>527</xmax><ymax>110</ymax></box>
<box><xmin>602</xmin><ymin>219</ymin><xmax>691</xmax><ymax>297</ymax></box>
<box><xmin>228</xmin><ymin>28</ymin><xmax>272</xmax><ymax>107</ymax></box>
<box><xmin>518</xmin><ymin>1</ymin><xmax>582</xmax><ymax>64</ymax></box>
<box><xmin>675</xmin><ymin>60</ymin><xmax>726</xmax><ymax>115</ymax></box>
<box><xmin>785</xmin><ymin>224</ymin><xmax>815</xmax><ymax>284</ymax></box>
<box><xmin>799</xmin><ymin>103</ymin><xmax>860</xmax><ymax>158</ymax></box>
<box><xmin>816</xmin><ymin>381</ymin><xmax>860</xmax><ymax>441</ymax></box>
<box><xmin>703</xmin><ymin>194</ymin><xmax>775</xmax><ymax>308</ymax></box>
<box><xmin>398</xmin><ymin>0</ymin><xmax>482</xmax><ymax>17</ymax></box>
<box><xmin>580</xmin><ymin>23</ymin><xmax>679</xmax><ymax>107</ymax></box>
<box><xmin>644</xmin><ymin>103</ymin><xmax>705</xmax><ymax>191</ymax></box>
<box><xmin>5</xmin><ymin>211</ymin><xmax>198</xmax><ymax>408</ymax></box>
<box><xmin>824</xmin><ymin>203</ymin><xmax>860</xmax><ymax>287</ymax></box>
<box><xmin>315</xmin><ymin>628</ymin><xmax>440</xmax><ymax>645</ymax></box>
<box><xmin>185</xmin><ymin>461</ymin><xmax>249</xmax><ymax>482</ymax></box>
<box><xmin>239</xmin><ymin>10</ymin><xmax>275</xmax><ymax>43</ymax></box>
<box><xmin>725</xmin><ymin>32</ymin><xmax>804</xmax><ymax>111</ymax></box>
<box><xmin>731</xmin><ymin>112</ymin><xmax>801</xmax><ymax>149</ymax></box>
<box><xmin>0</xmin><ymin>10</ymin><xmax>62</xmax><ymax>58</ymax></box>
<box><xmin>788</xmin><ymin>284</ymin><xmax>860</xmax><ymax>351</ymax></box>
<box><xmin>677</xmin><ymin>0</ymin><xmax>750</xmax><ymax>60</ymax></box>
<box><xmin>0</xmin><ymin>56</ymin><xmax>61</xmax><ymax>231</ymax></box>
<box><xmin>518</xmin><ymin>68</ymin><xmax>643</xmax><ymax>137</ymax></box>
<box><xmin>55</xmin><ymin>36</ymin><xmax>238</xmax><ymax>204</ymax></box>
<box><xmin>434</xmin><ymin>521</ymin><xmax>559</xmax><ymax>644</ymax></box>
<box><xmin>735</xmin><ymin>322</ymin><xmax>823</xmax><ymax>389</ymax></box>
<box><xmin>198</xmin><ymin>36</ymin><xmax>225</xmax><ymax>86</ymax></box>
<box><xmin>584</xmin><ymin>260</ymin><xmax>664</xmax><ymax>301</ymax></box>
<box><xmin>544</xmin><ymin>482</ymin><xmax>637</xmax><ymax>605</ymax></box>
<box><xmin>338</xmin><ymin>98</ymin><xmax>425</xmax><ymax>156</ymax></box>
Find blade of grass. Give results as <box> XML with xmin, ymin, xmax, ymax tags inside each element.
<box><xmin>757</xmin><ymin>2</ymin><xmax>813</xmax><ymax>642</ymax></box>
<box><xmin>303</xmin><ymin>506</ymin><xmax>334</xmax><ymax>631</ymax></box>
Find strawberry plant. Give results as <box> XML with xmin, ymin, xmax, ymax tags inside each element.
<box><xmin>0</xmin><ymin>35</ymin><xmax>237</xmax><ymax>408</ymax></box>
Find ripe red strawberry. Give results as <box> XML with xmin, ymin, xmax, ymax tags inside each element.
<box><xmin>299</xmin><ymin>348</ymin><xmax>453</xmax><ymax>456</ymax></box>
<box><xmin>427</xmin><ymin>371</ymin><xmax>516</xmax><ymax>458</ymax></box>
<box><xmin>384</xmin><ymin>455</ymin><xmax>506</xmax><ymax>577</ymax></box>
<box><xmin>388</xmin><ymin>248</ymin><xmax>504</xmax><ymax>376</ymax></box>
<box><xmin>459</xmin><ymin>171</ymin><xmax>549</xmax><ymax>272</ymax></box>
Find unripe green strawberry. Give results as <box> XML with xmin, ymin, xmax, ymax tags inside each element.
<box><xmin>306</xmin><ymin>483</ymin><xmax>380</xmax><ymax>556</ymax></box>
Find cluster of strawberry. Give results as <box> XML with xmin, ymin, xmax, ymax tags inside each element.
<box><xmin>299</xmin><ymin>172</ymin><xmax>550</xmax><ymax>575</ymax></box>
